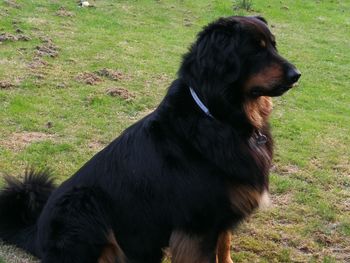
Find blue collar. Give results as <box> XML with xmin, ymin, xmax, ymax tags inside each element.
<box><xmin>189</xmin><ymin>87</ymin><xmax>213</xmax><ymax>118</ymax></box>
<box><xmin>189</xmin><ymin>87</ymin><xmax>268</xmax><ymax>145</ymax></box>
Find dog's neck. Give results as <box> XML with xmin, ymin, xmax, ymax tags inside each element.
<box><xmin>156</xmin><ymin>81</ymin><xmax>273</xmax><ymax>184</ymax></box>
<box><xmin>189</xmin><ymin>86</ymin><xmax>271</xmax><ymax>145</ymax></box>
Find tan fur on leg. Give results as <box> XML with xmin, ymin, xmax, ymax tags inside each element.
<box><xmin>98</xmin><ymin>231</ymin><xmax>126</xmax><ymax>263</ymax></box>
<box><xmin>216</xmin><ymin>231</ymin><xmax>233</xmax><ymax>263</ymax></box>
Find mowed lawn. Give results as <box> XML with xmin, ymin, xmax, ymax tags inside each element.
<box><xmin>0</xmin><ymin>0</ymin><xmax>349</xmax><ymax>262</ymax></box>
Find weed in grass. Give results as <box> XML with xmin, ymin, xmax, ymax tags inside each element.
<box><xmin>277</xmin><ymin>248</ymin><xmax>291</xmax><ymax>262</ymax></box>
<box><xmin>233</xmin><ymin>0</ymin><xmax>253</xmax><ymax>11</ymax></box>
<box><xmin>340</xmin><ymin>222</ymin><xmax>350</xmax><ymax>236</ymax></box>
<box><xmin>323</xmin><ymin>256</ymin><xmax>337</xmax><ymax>263</ymax></box>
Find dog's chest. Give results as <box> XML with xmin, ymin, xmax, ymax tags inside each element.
<box><xmin>248</xmin><ymin>134</ymin><xmax>272</xmax><ymax>165</ymax></box>
<box><xmin>226</xmin><ymin>136</ymin><xmax>272</xmax><ymax>216</ymax></box>
<box><xmin>228</xmin><ymin>186</ymin><xmax>271</xmax><ymax>216</ymax></box>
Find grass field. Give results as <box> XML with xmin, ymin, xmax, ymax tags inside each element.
<box><xmin>0</xmin><ymin>0</ymin><xmax>349</xmax><ymax>262</ymax></box>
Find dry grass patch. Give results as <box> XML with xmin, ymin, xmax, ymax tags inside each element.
<box><xmin>271</xmin><ymin>163</ymin><xmax>300</xmax><ymax>175</ymax></box>
<box><xmin>0</xmin><ymin>132</ymin><xmax>56</xmax><ymax>151</ymax></box>
<box><xmin>3</xmin><ymin>0</ymin><xmax>21</xmax><ymax>9</ymax></box>
<box><xmin>271</xmin><ymin>192</ymin><xmax>292</xmax><ymax>206</ymax></box>
<box><xmin>87</xmin><ymin>140</ymin><xmax>106</xmax><ymax>152</ymax></box>
<box><xmin>55</xmin><ymin>7</ymin><xmax>74</xmax><ymax>17</ymax></box>
<box><xmin>27</xmin><ymin>58</ymin><xmax>49</xmax><ymax>70</ymax></box>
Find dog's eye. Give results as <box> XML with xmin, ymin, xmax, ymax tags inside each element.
<box><xmin>260</xmin><ymin>40</ymin><xmax>267</xmax><ymax>48</ymax></box>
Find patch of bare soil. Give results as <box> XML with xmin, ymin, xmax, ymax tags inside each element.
<box><xmin>35</xmin><ymin>38</ymin><xmax>58</xmax><ymax>57</ymax></box>
<box><xmin>87</xmin><ymin>140</ymin><xmax>105</xmax><ymax>151</ymax></box>
<box><xmin>27</xmin><ymin>38</ymin><xmax>52</xmax><ymax>79</ymax></box>
<box><xmin>0</xmin><ymin>80</ymin><xmax>15</xmax><ymax>89</ymax></box>
<box><xmin>332</xmin><ymin>159</ymin><xmax>350</xmax><ymax>176</ymax></box>
<box><xmin>1</xmin><ymin>132</ymin><xmax>55</xmax><ymax>151</ymax></box>
<box><xmin>0</xmin><ymin>33</ymin><xmax>17</xmax><ymax>42</ymax></box>
<box><xmin>4</xmin><ymin>0</ymin><xmax>21</xmax><ymax>9</ymax></box>
<box><xmin>28</xmin><ymin>58</ymin><xmax>49</xmax><ymax>69</ymax></box>
<box><xmin>328</xmin><ymin>246</ymin><xmax>350</xmax><ymax>262</ymax></box>
<box><xmin>32</xmin><ymin>73</ymin><xmax>46</xmax><ymax>80</ymax></box>
<box><xmin>0</xmin><ymin>32</ymin><xmax>30</xmax><ymax>42</ymax></box>
<box><xmin>314</xmin><ymin>230</ymin><xmax>341</xmax><ymax>246</ymax></box>
<box><xmin>0</xmin><ymin>9</ymin><xmax>9</xmax><ymax>17</ymax></box>
<box><xmin>334</xmin><ymin>189</ymin><xmax>350</xmax><ymax>211</ymax></box>
<box><xmin>297</xmin><ymin>247</ymin><xmax>313</xmax><ymax>258</ymax></box>
<box><xmin>183</xmin><ymin>18</ymin><xmax>193</xmax><ymax>27</ymax></box>
<box><xmin>17</xmin><ymin>34</ymin><xmax>30</xmax><ymax>41</ymax></box>
<box><xmin>106</xmin><ymin>87</ymin><xmax>135</xmax><ymax>101</ymax></box>
<box><xmin>309</xmin><ymin>157</ymin><xmax>323</xmax><ymax>169</ymax></box>
<box><xmin>271</xmin><ymin>192</ymin><xmax>292</xmax><ymax>206</ymax></box>
<box><xmin>76</xmin><ymin>72</ymin><xmax>102</xmax><ymax>85</ymax></box>
<box><xmin>95</xmin><ymin>68</ymin><xmax>128</xmax><ymax>81</ymax></box>
<box><xmin>56</xmin><ymin>7</ymin><xmax>74</xmax><ymax>17</ymax></box>
<box><xmin>271</xmin><ymin>163</ymin><xmax>300</xmax><ymax>175</ymax></box>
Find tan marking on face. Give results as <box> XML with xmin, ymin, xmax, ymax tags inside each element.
<box><xmin>244</xmin><ymin>96</ymin><xmax>273</xmax><ymax>129</ymax></box>
<box><xmin>245</xmin><ymin>65</ymin><xmax>283</xmax><ymax>93</ymax></box>
<box><xmin>216</xmin><ymin>231</ymin><xmax>233</xmax><ymax>263</ymax></box>
<box><xmin>260</xmin><ymin>39</ymin><xmax>266</xmax><ymax>48</ymax></box>
<box><xmin>169</xmin><ymin>231</ymin><xmax>213</xmax><ymax>263</ymax></box>
<box><xmin>98</xmin><ymin>231</ymin><xmax>126</xmax><ymax>263</ymax></box>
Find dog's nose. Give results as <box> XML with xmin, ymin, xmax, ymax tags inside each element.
<box><xmin>287</xmin><ymin>68</ymin><xmax>301</xmax><ymax>83</ymax></box>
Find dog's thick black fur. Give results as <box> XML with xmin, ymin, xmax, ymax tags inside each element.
<box><xmin>0</xmin><ymin>16</ymin><xmax>300</xmax><ymax>263</ymax></box>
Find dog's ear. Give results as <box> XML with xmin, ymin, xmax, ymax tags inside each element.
<box><xmin>195</xmin><ymin>26</ymin><xmax>240</xmax><ymax>83</ymax></box>
<box><xmin>254</xmin><ymin>16</ymin><xmax>268</xmax><ymax>25</ymax></box>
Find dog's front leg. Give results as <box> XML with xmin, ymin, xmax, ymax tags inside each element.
<box><xmin>216</xmin><ymin>231</ymin><xmax>233</xmax><ymax>263</ymax></box>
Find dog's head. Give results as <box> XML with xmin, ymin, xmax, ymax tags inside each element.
<box><xmin>180</xmin><ymin>16</ymin><xmax>301</xmax><ymax>127</ymax></box>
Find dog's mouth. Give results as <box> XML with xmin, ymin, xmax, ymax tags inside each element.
<box><xmin>268</xmin><ymin>84</ymin><xmax>294</xmax><ymax>97</ymax></box>
<box><xmin>250</xmin><ymin>82</ymin><xmax>298</xmax><ymax>97</ymax></box>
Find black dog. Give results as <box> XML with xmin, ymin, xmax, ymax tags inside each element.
<box><xmin>0</xmin><ymin>16</ymin><xmax>300</xmax><ymax>263</ymax></box>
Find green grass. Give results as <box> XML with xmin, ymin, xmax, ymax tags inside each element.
<box><xmin>0</xmin><ymin>0</ymin><xmax>349</xmax><ymax>262</ymax></box>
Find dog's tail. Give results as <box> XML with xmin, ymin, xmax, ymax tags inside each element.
<box><xmin>0</xmin><ymin>169</ymin><xmax>55</xmax><ymax>255</ymax></box>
